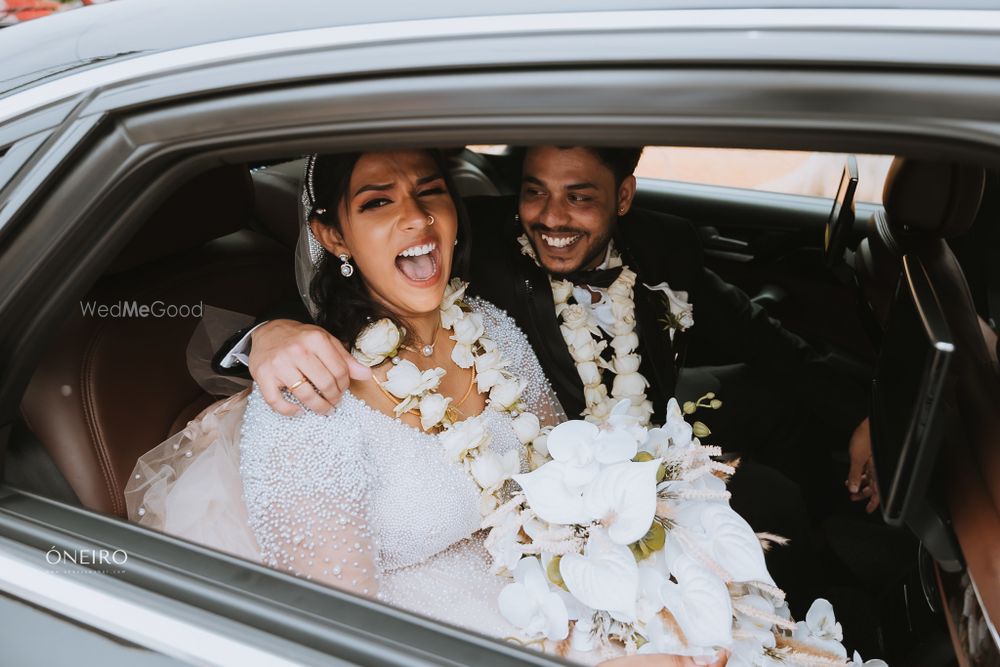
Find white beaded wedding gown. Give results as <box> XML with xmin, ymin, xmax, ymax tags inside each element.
<box><xmin>125</xmin><ymin>298</ymin><xmax>572</xmax><ymax>652</ymax></box>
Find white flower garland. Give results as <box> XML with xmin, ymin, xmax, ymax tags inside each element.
<box><xmin>351</xmin><ymin>279</ymin><xmax>544</xmax><ymax>514</ymax></box>
<box><xmin>518</xmin><ymin>234</ymin><xmax>693</xmax><ymax>428</ymax></box>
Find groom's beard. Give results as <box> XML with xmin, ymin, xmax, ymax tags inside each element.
<box><xmin>526</xmin><ymin>222</ymin><xmax>615</xmax><ymax>279</ymax></box>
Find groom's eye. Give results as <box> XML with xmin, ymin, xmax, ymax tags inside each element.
<box><xmin>359</xmin><ymin>197</ymin><xmax>392</xmax><ymax>212</ymax></box>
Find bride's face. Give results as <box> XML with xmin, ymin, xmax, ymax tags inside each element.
<box><xmin>315</xmin><ymin>151</ymin><xmax>458</xmax><ymax>319</ymax></box>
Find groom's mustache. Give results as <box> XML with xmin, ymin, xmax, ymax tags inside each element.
<box><xmin>528</xmin><ymin>224</ymin><xmax>588</xmax><ymax>236</ymax></box>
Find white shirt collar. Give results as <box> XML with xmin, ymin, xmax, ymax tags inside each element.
<box><xmin>594</xmin><ymin>240</ymin><xmax>615</xmax><ymax>271</ymax></box>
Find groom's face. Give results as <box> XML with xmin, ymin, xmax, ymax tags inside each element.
<box><xmin>518</xmin><ymin>146</ymin><xmax>633</xmax><ymax>276</ymax></box>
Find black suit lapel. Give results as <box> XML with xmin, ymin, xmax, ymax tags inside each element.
<box><xmin>617</xmin><ymin>232</ymin><xmax>678</xmax><ymax>420</ymax></box>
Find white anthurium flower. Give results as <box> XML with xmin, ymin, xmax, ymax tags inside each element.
<box><xmin>645</xmin><ymin>282</ymin><xmax>694</xmax><ymax>330</ymax></box>
<box><xmin>512</xmin><ymin>412</ymin><xmax>541</xmax><ymax>445</ymax></box>
<box><xmin>610</xmin><ymin>332</ymin><xmax>640</xmax><ymax>355</ymax></box>
<box><xmin>451</xmin><ymin>311</ymin><xmax>485</xmax><ymax>345</ymax></box>
<box><xmin>793</xmin><ymin>599</ymin><xmax>848</xmax><ymax>659</ymax></box>
<box><xmin>660</xmin><ymin>554</ymin><xmax>734</xmax><ymax>649</ymax></box>
<box><xmin>418</xmin><ymin>393</ymin><xmax>452</xmax><ymax>431</ymax></box>
<box><xmin>489</xmin><ymin>379</ymin><xmax>523</xmax><ymax>411</ymax></box>
<box><xmin>731</xmin><ymin>594</ymin><xmax>780</xmax><ymax>665</ymax></box>
<box><xmin>383</xmin><ymin>360</ymin><xmax>444</xmax><ymax>398</ymax></box>
<box><xmin>513</xmin><ymin>462</ymin><xmax>592</xmax><ymax>524</ymax></box>
<box><xmin>559</xmin><ymin>528</ymin><xmax>640</xmax><ymax>622</ymax></box>
<box><xmin>498</xmin><ymin>557</ymin><xmax>570</xmax><ymax>641</ymax></box>
<box><xmin>636</xmin><ymin>614</ymin><xmax>708</xmax><ymax>659</ymax></box>
<box><xmin>551</xmin><ymin>279</ymin><xmax>574</xmax><ymax>304</ymax></box>
<box><xmin>850</xmin><ymin>651</ymin><xmax>889</xmax><ymax>667</ymax></box>
<box><xmin>441</xmin><ymin>416</ymin><xmax>490</xmax><ymax>462</ymax></box>
<box><xmin>576</xmin><ymin>360</ymin><xmax>602</xmax><ymax>386</ymax></box>
<box><xmin>546</xmin><ymin>420</ymin><xmax>604</xmax><ymax>487</ymax></box>
<box><xmin>352</xmin><ymin>318</ymin><xmax>402</xmax><ymax>366</ymax></box>
<box><xmin>583</xmin><ymin>460</ymin><xmax>660</xmax><ymax>544</ymax></box>
<box><xmin>470</xmin><ymin>449</ymin><xmax>519</xmax><ymax>491</ymax></box>
<box><xmin>675</xmin><ymin>503</ymin><xmax>774</xmax><ymax>586</ymax></box>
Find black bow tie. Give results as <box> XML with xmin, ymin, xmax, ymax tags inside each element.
<box><xmin>560</xmin><ymin>265</ymin><xmax>624</xmax><ymax>289</ymax></box>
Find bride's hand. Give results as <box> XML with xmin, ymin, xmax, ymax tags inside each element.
<box><xmin>599</xmin><ymin>652</ymin><xmax>728</xmax><ymax>667</ymax></box>
<box><xmin>250</xmin><ymin>319</ymin><xmax>371</xmax><ymax>416</ymax></box>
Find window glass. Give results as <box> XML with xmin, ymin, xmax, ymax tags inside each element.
<box><xmin>636</xmin><ymin>147</ymin><xmax>892</xmax><ymax>203</ymax></box>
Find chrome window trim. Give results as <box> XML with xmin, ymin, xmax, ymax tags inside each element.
<box><xmin>0</xmin><ymin>538</ymin><xmax>324</xmax><ymax>667</ymax></box>
<box><xmin>2</xmin><ymin>8</ymin><xmax>1000</xmax><ymax>125</ymax></box>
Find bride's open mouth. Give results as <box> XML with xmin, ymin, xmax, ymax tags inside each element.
<box><xmin>394</xmin><ymin>239</ymin><xmax>442</xmax><ymax>285</ymax></box>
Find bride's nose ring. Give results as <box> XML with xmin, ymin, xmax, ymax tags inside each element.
<box><xmin>427</xmin><ymin>215</ymin><xmax>435</xmax><ymax>226</ymax></box>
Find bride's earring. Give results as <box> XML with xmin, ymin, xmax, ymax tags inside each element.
<box><xmin>339</xmin><ymin>253</ymin><xmax>354</xmax><ymax>278</ymax></box>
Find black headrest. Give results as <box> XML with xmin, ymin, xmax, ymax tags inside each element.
<box><xmin>883</xmin><ymin>157</ymin><xmax>985</xmax><ymax>238</ymax></box>
<box><xmin>107</xmin><ymin>165</ymin><xmax>254</xmax><ymax>274</ymax></box>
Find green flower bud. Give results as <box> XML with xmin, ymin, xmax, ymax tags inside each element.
<box><xmin>710</xmin><ymin>399</ymin><xmax>723</xmax><ymax>409</ymax></box>
<box><xmin>633</xmin><ymin>451</ymin><xmax>655</xmax><ymax>463</ymax></box>
<box><xmin>705</xmin><ymin>392</ymin><xmax>716</xmax><ymax>399</ymax></box>
<box><xmin>656</xmin><ymin>462</ymin><xmax>666</xmax><ymax>483</ymax></box>
<box><xmin>692</xmin><ymin>421</ymin><xmax>711</xmax><ymax>438</ymax></box>
<box><xmin>682</xmin><ymin>401</ymin><xmax>696</xmax><ymax>415</ymax></box>
<box><xmin>630</xmin><ymin>521</ymin><xmax>666</xmax><ymax>561</ymax></box>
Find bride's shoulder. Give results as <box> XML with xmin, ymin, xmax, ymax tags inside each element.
<box><xmin>467</xmin><ymin>296</ymin><xmax>526</xmax><ymax>342</ymax></box>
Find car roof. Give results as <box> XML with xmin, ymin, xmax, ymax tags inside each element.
<box><xmin>2</xmin><ymin>0</ymin><xmax>999</xmax><ymax>98</ymax></box>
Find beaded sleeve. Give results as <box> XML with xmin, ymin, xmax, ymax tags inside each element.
<box><xmin>239</xmin><ymin>386</ymin><xmax>382</xmax><ymax>597</ymax></box>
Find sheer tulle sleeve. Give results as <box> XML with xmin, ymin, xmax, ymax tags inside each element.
<box><xmin>239</xmin><ymin>386</ymin><xmax>382</xmax><ymax>597</ymax></box>
<box><xmin>472</xmin><ymin>297</ymin><xmax>567</xmax><ymax>428</ymax></box>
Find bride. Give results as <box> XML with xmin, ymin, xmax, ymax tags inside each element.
<box><xmin>124</xmin><ymin>149</ymin><xmax>722</xmax><ymax>666</ymax></box>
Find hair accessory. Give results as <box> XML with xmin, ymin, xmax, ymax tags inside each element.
<box><xmin>339</xmin><ymin>253</ymin><xmax>355</xmax><ymax>278</ymax></box>
<box><xmin>514</xmin><ymin>213</ymin><xmax>520</xmax><ymax>223</ymax></box>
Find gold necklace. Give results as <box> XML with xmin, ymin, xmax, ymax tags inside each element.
<box><xmin>372</xmin><ymin>364</ymin><xmax>478</xmax><ymax>427</ymax></box>
<box><xmin>401</xmin><ymin>325</ymin><xmax>441</xmax><ymax>358</ymax></box>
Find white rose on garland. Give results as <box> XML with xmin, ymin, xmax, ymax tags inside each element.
<box><xmin>352</xmin><ymin>317</ymin><xmax>403</xmax><ymax>366</ymax></box>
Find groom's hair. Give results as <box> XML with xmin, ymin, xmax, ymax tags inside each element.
<box><xmin>308</xmin><ymin>149</ymin><xmax>472</xmax><ymax>346</ymax></box>
<box><xmin>512</xmin><ymin>146</ymin><xmax>644</xmax><ymax>188</ymax></box>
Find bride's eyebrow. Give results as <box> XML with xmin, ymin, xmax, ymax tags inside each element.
<box><xmin>353</xmin><ymin>182</ymin><xmax>393</xmax><ymax>197</ymax></box>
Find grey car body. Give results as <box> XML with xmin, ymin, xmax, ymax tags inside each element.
<box><xmin>1</xmin><ymin>0</ymin><xmax>999</xmax><ymax>664</ymax></box>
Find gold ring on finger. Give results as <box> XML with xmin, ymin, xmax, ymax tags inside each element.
<box><xmin>287</xmin><ymin>377</ymin><xmax>309</xmax><ymax>391</ymax></box>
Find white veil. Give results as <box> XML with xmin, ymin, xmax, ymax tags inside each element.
<box><xmin>294</xmin><ymin>154</ymin><xmax>326</xmax><ymax>320</ymax></box>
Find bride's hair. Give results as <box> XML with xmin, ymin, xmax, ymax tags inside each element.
<box><xmin>307</xmin><ymin>150</ymin><xmax>472</xmax><ymax>346</ymax></box>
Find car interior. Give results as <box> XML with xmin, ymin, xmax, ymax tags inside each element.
<box><xmin>3</xmin><ymin>144</ymin><xmax>999</xmax><ymax>666</ymax></box>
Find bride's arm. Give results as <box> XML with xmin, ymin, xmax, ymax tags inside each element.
<box><xmin>240</xmin><ymin>387</ymin><xmax>380</xmax><ymax>597</ymax></box>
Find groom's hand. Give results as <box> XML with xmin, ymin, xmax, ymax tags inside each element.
<box><xmin>249</xmin><ymin>319</ymin><xmax>371</xmax><ymax>416</ymax></box>
<box><xmin>846</xmin><ymin>417</ymin><xmax>880</xmax><ymax>513</ymax></box>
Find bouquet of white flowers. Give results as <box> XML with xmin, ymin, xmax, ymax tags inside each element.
<box><xmin>483</xmin><ymin>396</ymin><xmax>880</xmax><ymax>666</ymax></box>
